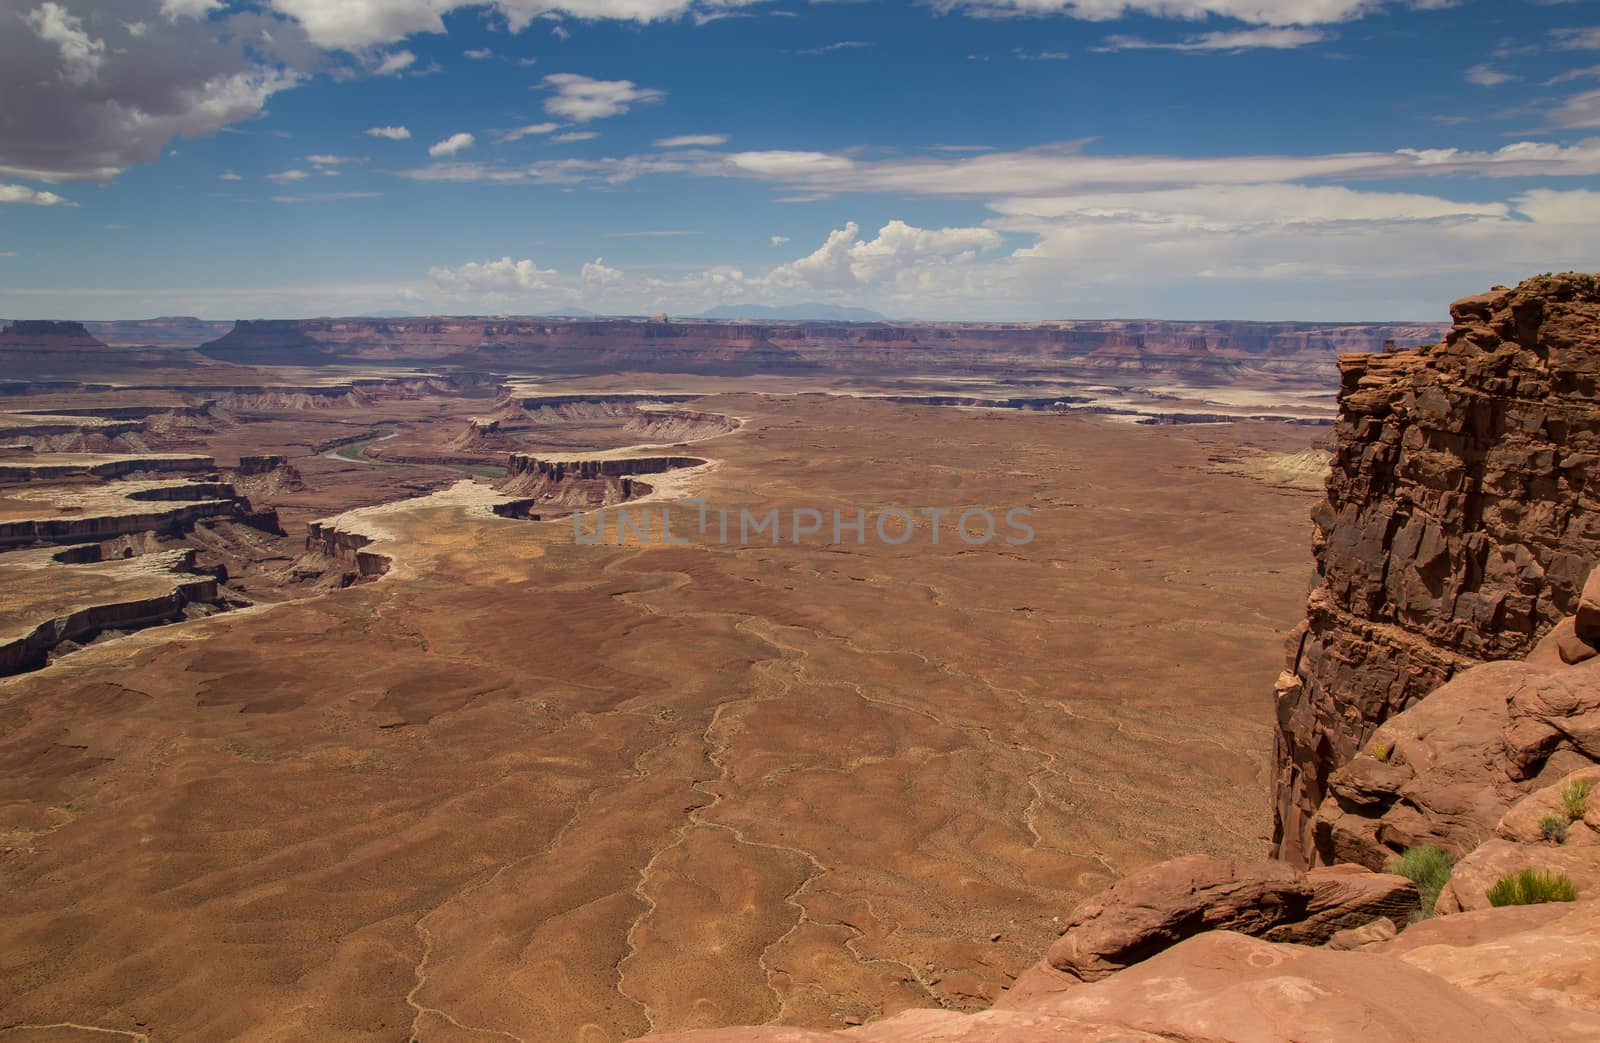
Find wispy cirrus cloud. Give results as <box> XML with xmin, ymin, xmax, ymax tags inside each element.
<box><xmin>1095</xmin><ymin>27</ymin><xmax>1329</xmax><ymax>52</ymax></box>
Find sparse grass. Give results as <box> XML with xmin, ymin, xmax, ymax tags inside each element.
<box><xmin>1540</xmin><ymin>814</ymin><xmax>1570</xmax><ymax>844</ymax></box>
<box><xmin>1369</xmin><ymin>739</ymin><xmax>1392</xmax><ymax>763</ymax></box>
<box><xmin>1391</xmin><ymin>845</ymin><xmax>1455</xmax><ymax>918</ymax></box>
<box><xmin>1562</xmin><ymin>778</ymin><xmax>1592</xmax><ymax>821</ymax></box>
<box><xmin>1487</xmin><ymin>868</ymin><xmax>1578</xmax><ymax>907</ymax></box>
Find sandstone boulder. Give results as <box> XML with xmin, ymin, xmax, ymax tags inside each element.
<box><xmin>1264</xmin><ymin>864</ymin><xmax>1418</xmax><ymax>944</ymax></box>
<box><xmin>1496</xmin><ymin>766</ymin><xmax>1600</xmax><ymax>847</ymax></box>
<box><xmin>1314</xmin><ymin>650</ymin><xmax>1600</xmax><ymax>869</ymax></box>
<box><xmin>1326</xmin><ymin>915</ymin><xmax>1397</xmax><ymax>950</ymax></box>
<box><xmin>1434</xmin><ymin>839</ymin><xmax>1600</xmax><ymax>915</ymax></box>
<box><xmin>1043</xmin><ymin>854</ymin><xmax>1312</xmax><ymax>981</ymax></box>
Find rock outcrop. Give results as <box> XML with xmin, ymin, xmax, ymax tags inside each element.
<box><xmin>1274</xmin><ymin>273</ymin><xmax>1600</xmax><ymax>866</ymax></box>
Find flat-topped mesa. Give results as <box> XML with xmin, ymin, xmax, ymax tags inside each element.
<box><xmin>503</xmin><ymin>453</ymin><xmax>705</xmax><ymax>483</ymax></box>
<box><xmin>0</xmin><ymin>320</ymin><xmax>106</xmax><ymax>349</ymax></box>
<box><xmin>1273</xmin><ymin>272</ymin><xmax>1600</xmax><ymax>867</ymax></box>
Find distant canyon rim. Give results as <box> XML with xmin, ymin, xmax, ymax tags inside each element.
<box><xmin>0</xmin><ymin>307</ymin><xmax>1447</xmax><ymax>1039</ymax></box>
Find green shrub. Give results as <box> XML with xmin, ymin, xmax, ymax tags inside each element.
<box><xmin>1540</xmin><ymin>813</ymin><xmax>1570</xmax><ymax>844</ymax></box>
<box><xmin>1390</xmin><ymin>845</ymin><xmax>1455</xmax><ymax>918</ymax></box>
<box><xmin>1562</xmin><ymin>778</ymin><xmax>1592</xmax><ymax>821</ymax></box>
<box><xmin>1369</xmin><ymin>740</ymin><xmax>1392</xmax><ymax>763</ymax></box>
<box><xmin>1486</xmin><ymin>868</ymin><xmax>1578</xmax><ymax>907</ymax></box>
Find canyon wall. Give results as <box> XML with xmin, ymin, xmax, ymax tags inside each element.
<box><xmin>1273</xmin><ymin>273</ymin><xmax>1600</xmax><ymax>866</ymax></box>
<box><xmin>197</xmin><ymin>316</ymin><xmax>1447</xmax><ymax>382</ymax></box>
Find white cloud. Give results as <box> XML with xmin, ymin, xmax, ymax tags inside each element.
<box><xmin>1547</xmin><ymin>65</ymin><xmax>1600</xmax><ymax>86</ymax></box>
<box><xmin>429</xmin><ymin>132</ymin><xmax>476</xmax><ymax>157</ymax></box>
<box><xmin>553</xmin><ymin>130</ymin><xmax>598</xmax><ymax>142</ymax></box>
<box><xmin>25</xmin><ymin>2</ymin><xmax>107</xmax><ymax>86</ymax></box>
<box><xmin>373</xmin><ymin>49</ymin><xmax>418</xmax><ymax>76</ymax></box>
<box><xmin>498</xmin><ymin>122</ymin><xmax>561</xmax><ymax>141</ymax></box>
<box><xmin>424</xmin><ymin>218</ymin><xmax>1002</xmax><ymax>310</ymax></box>
<box><xmin>266</xmin><ymin>168</ymin><xmax>311</xmax><ymax>181</ymax></box>
<box><xmin>465</xmin><ymin>47</ymin><xmax>495</xmax><ymax>59</ymax></box>
<box><xmin>726</xmin><ymin>151</ymin><xmax>855</xmax><ymax>177</ymax></box>
<box><xmin>1464</xmin><ymin>63</ymin><xmax>1515</xmax><ymax>86</ymax></box>
<box><xmin>0</xmin><ymin>183</ymin><xmax>74</xmax><ymax>206</ymax></box>
<box><xmin>3</xmin><ymin>9</ymin><xmax>303</xmax><ymax>183</ymax></box>
<box><xmin>264</xmin><ymin>0</ymin><xmax>763</xmax><ymax>50</ymax></box>
<box><xmin>656</xmin><ymin>133</ymin><xmax>729</xmax><ymax>147</ymax></box>
<box><xmin>160</xmin><ymin>0</ymin><xmax>224</xmax><ymax>20</ymax></box>
<box><xmin>307</xmin><ymin>154</ymin><xmax>360</xmax><ymax>165</ymax></box>
<box><xmin>1512</xmin><ymin>187</ymin><xmax>1600</xmax><ymax>224</ymax></box>
<box><xmin>1551</xmin><ymin>90</ymin><xmax>1600</xmax><ymax>128</ymax></box>
<box><xmin>770</xmin><ymin>235</ymin><xmax>790</xmax><ymax>245</ymax></box>
<box><xmin>792</xmin><ymin>41</ymin><xmax>873</xmax><ymax>55</ymax></box>
<box><xmin>541</xmin><ymin>73</ymin><xmax>664</xmax><ymax>121</ymax></box>
<box><xmin>430</xmin><ymin>255</ymin><xmax>563</xmax><ymax>293</ymax></box>
<box><xmin>272</xmin><ymin>191</ymin><xmax>383</xmax><ymax>203</ymax></box>
<box><xmin>1553</xmin><ymin>26</ymin><xmax>1600</xmax><ymax>51</ymax></box>
<box><xmin>218</xmin><ymin>169</ymin><xmax>242</xmax><ymax>180</ymax></box>
<box><xmin>266</xmin><ymin>0</ymin><xmax>454</xmax><ymax>49</ymax></box>
<box><xmin>931</xmin><ymin>0</ymin><xmax>1430</xmax><ymax>24</ymax></box>
<box><xmin>1096</xmin><ymin>27</ymin><xmax>1329</xmax><ymax>51</ymax></box>
<box><xmin>365</xmin><ymin>125</ymin><xmax>412</xmax><ymax>140</ymax></box>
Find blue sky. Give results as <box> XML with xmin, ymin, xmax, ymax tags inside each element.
<box><xmin>2</xmin><ymin>0</ymin><xmax>1599</xmax><ymax>321</ymax></box>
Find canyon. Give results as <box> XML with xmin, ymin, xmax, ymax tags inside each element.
<box><xmin>0</xmin><ymin>281</ymin><xmax>1592</xmax><ymax>1041</ymax></box>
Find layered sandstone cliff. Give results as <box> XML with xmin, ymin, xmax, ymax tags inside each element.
<box><xmin>197</xmin><ymin>316</ymin><xmax>1446</xmax><ymax>382</ymax></box>
<box><xmin>1273</xmin><ymin>273</ymin><xmax>1600</xmax><ymax>866</ymax></box>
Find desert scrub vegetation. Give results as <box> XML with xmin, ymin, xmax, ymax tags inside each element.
<box><xmin>1563</xmin><ymin>778</ymin><xmax>1592</xmax><ymax>821</ymax></box>
<box><xmin>1391</xmin><ymin>845</ymin><xmax>1455</xmax><ymax>919</ymax></box>
<box><xmin>1486</xmin><ymin>868</ymin><xmax>1579</xmax><ymax>907</ymax></box>
<box><xmin>1369</xmin><ymin>739</ymin><xmax>1392</xmax><ymax>763</ymax></box>
<box><xmin>1540</xmin><ymin>814</ymin><xmax>1570</xmax><ymax>844</ymax></box>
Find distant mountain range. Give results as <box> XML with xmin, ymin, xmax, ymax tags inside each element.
<box><xmin>688</xmin><ymin>303</ymin><xmax>890</xmax><ymax>322</ymax></box>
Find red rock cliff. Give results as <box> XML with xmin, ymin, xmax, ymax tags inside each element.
<box><xmin>1273</xmin><ymin>272</ymin><xmax>1600</xmax><ymax>866</ymax></box>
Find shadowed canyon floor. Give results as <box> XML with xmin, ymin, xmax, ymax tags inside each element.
<box><xmin>0</xmin><ymin>391</ymin><xmax>1320</xmax><ymax>1041</ymax></box>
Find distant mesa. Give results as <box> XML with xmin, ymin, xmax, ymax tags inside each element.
<box><xmin>0</xmin><ymin>320</ymin><xmax>107</xmax><ymax>349</ymax></box>
<box><xmin>689</xmin><ymin>302</ymin><xmax>890</xmax><ymax>322</ymax></box>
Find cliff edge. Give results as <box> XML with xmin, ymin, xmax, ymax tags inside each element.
<box><xmin>1274</xmin><ymin>272</ymin><xmax>1600</xmax><ymax>866</ymax></box>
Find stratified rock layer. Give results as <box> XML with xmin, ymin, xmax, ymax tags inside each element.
<box><xmin>1274</xmin><ymin>273</ymin><xmax>1600</xmax><ymax>866</ymax></box>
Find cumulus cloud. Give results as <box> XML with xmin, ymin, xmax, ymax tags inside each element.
<box><xmin>2</xmin><ymin>1</ymin><xmax>307</xmax><ymax>182</ymax></box>
<box><xmin>429</xmin><ymin>255</ymin><xmax>563</xmax><ymax>293</ymax></box>
<box><xmin>159</xmin><ymin>0</ymin><xmax>223</xmax><ymax>20</ymax></box>
<box><xmin>0</xmin><ymin>183</ymin><xmax>75</xmax><ymax>206</ymax></box>
<box><xmin>429</xmin><ymin>132</ymin><xmax>477</xmax><ymax>157</ymax></box>
<box><xmin>553</xmin><ymin>130</ymin><xmax>599</xmax><ymax>142</ymax></box>
<box><xmin>266</xmin><ymin>169</ymin><xmax>311</xmax><ymax>181</ymax></box>
<box><xmin>541</xmin><ymin>73</ymin><xmax>664</xmax><ymax>121</ymax></box>
<box><xmin>425</xmin><ymin>219</ymin><xmax>1002</xmax><ymax>312</ymax></box>
<box><xmin>263</xmin><ymin>0</ymin><xmax>763</xmax><ymax>49</ymax></box>
<box><xmin>25</xmin><ymin>3</ymin><xmax>107</xmax><ymax>86</ymax></box>
<box><xmin>366</xmin><ymin>125</ymin><xmax>413</xmax><ymax>140</ymax></box>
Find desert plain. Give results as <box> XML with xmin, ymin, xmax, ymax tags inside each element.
<box><xmin>0</xmin><ymin>342</ymin><xmax>1336</xmax><ymax>1041</ymax></box>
